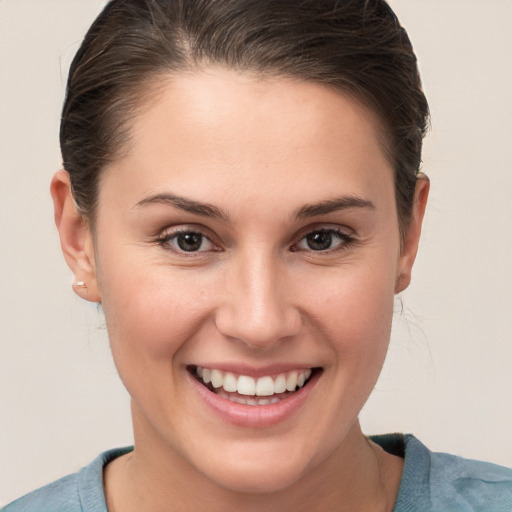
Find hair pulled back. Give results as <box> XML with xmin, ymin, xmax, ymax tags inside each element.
<box><xmin>61</xmin><ymin>0</ymin><xmax>429</xmax><ymax>234</ymax></box>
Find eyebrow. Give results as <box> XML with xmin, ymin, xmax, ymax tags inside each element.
<box><xmin>135</xmin><ymin>192</ymin><xmax>374</xmax><ymax>221</ymax></box>
<box><xmin>295</xmin><ymin>195</ymin><xmax>375</xmax><ymax>219</ymax></box>
<box><xmin>135</xmin><ymin>193</ymin><xmax>230</xmax><ymax>221</ymax></box>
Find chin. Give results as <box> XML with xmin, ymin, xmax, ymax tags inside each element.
<box><xmin>207</xmin><ymin>457</ymin><xmax>310</xmax><ymax>495</ymax></box>
<box><xmin>189</xmin><ymin>434</ymin><xmax>328</xmax><ymax>496</ymax></box>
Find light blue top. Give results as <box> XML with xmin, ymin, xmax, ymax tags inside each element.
<box><xmin>4</xmin><ymin>435</ymin><xmax>512</xmax><ymax>511</ymax></box>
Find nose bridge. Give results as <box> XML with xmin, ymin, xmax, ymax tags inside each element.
<box><xmin>215</xmin><ymin>245</ymin><xmax>300</xmax><ymax>347</ymax></box>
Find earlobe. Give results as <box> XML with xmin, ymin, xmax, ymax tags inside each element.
<box><xmin>395</xmin><ymin>174</ymin><xmax>430</xmax><ymax>294</ymax></box>
<box><xmin>50</xmin><ymin>170</ymin><xmax>101</xmax><ymax>302</ymax></box>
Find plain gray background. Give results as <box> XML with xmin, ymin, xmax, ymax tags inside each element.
<box><xmin>1</xmin><ymin>0</ymin><xmax>511</xmax><ymax>505</ymax></box>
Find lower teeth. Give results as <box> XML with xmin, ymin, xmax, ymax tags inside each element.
<box><xmin>216</xmin><ymin>388</ymin><xmax>286</xmax><ymax>406</ymax></box>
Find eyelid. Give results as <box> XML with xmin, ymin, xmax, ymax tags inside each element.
<box><xmin>294</xmin><ymin>222</ymin><xmax>355</xmax><ymax>240</ymax></box>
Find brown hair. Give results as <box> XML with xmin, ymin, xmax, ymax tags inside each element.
<box><xmin>61</xmin><ymin>0</ymin><xmax>429</xmax><ymax>235</ymax></box>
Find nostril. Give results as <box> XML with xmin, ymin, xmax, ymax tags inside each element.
<box><xmin>214</xmin><ymin>284</ymin><xmax>302</xmax><ymax>348</ymax></box>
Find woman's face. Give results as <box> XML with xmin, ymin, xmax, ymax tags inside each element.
<box><xmin>73</xmin><ymin>70</ymin><xmax>424</xmax><ymax>492</ymax></box>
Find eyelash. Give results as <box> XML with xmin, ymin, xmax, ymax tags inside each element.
<box><xmin>156</xmin><ymin>226</ymin><xmax>356</xmax><ymax>255</ymax></box>
<box><xmin>291</xmin><ymin>227</ymin><xmax>356</xmax><ymax>254</ymax></box>
<box><xmin>157</xmin><ymin>227</ymin><xmax>220</xmax><ymax>254</ymax></box>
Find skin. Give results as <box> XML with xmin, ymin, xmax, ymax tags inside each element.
<box><xmin>52</xmin><ymin>69</ymin><xmax>428</xmax><ymax>512</ymax></box>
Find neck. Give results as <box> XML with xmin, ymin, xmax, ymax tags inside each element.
<box><xmin>104</xmin><ymin>413</ymin><xmax>402</xmax><ymax>512</ymax></box>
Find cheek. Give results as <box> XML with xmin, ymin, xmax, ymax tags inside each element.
<box><xmin>96</xmin><ymin>258</ymin><xmax>219</xmax><ymax>423</ymax></box>
<box><xmin>309</xmin><ymin>264</ymin><xmax>395</xmax><ymax>332</ymax></box>
<box><xmin>96</xmin><ymin>250</ymin><xmax>215</xmax><ymax>364</ymax></box>
<box><xmin>302</xmin><ymin>262</ymin><xmax>396</xmax><ymax>376</ymax></box>
<box><xmin>312</xmin><ymin>270</ymin><xmax>395</xmax><ymax>439</ymax></box>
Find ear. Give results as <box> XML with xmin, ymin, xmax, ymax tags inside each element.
<box><xmin>395</xmin><ymin>174</ymin><xmax>430</xmax><ymax>294</ymax></box>
<box><xmin>51</xmin><ymin>170</ymin><xmax>101</xmax><ymax>302</ymax></box>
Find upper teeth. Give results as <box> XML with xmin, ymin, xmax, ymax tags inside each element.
<box><xmin>196</xmin><ymin>367</ymin><xmax>312</xmax><ymax>396</ymax></box>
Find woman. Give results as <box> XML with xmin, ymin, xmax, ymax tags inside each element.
<box><xmin>3</xmin><ymin>1</ymin><xmax>511</xmax><ymax>511</ymax></box>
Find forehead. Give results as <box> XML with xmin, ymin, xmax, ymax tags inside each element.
<box><xmin>100</xmin><ymin>69</ymin><xmax>394</xmax><ymax>213</ymax></box>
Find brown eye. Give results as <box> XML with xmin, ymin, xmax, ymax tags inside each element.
<box><xmin>162</xmin><ymin>231</ymin><xmax>216</xmax><ymax>253</ymax></box>
<box><xmin>295</xmin><ymin>228</ymin><xmax>354</xmax><ymax>252</ymax></box>
<box><xmin>177</xmin><ymin>233</ymin><xmax>204</xmax><ymax>251</ymax></box>
<box><xmin>306</xmin><ymin>231</ymin><xmax>333</xmax><ymax>251</ymax></box>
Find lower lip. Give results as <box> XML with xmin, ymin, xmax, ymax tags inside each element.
<box><xmin>187</xmin><ymin>370</ymin><xmax>321</xmax><ymax>428</ymax></box>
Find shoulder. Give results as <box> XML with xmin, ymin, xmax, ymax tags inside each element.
<box><xmin>424</xmin><ymin>441</ymin><xmax>512</xmax><ymax>512</ymax></box>
<box><xmin>2</xmin><ymin>447</ymin><xmax>132</xmax><ymax>512</ymax></box>
<box><xmin>2</xmin><ymin>473</ymin><xmax>82</xmax><ymax>512</ymax></box>
<box><xmin>374</xmin><ymin>434</ymin><xmax>512</xmax><ymax>512</ymax></box>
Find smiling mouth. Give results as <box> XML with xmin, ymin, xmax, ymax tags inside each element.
<box><xmin>189</xmin><ymin>366</ymin><xmax>321</xmax><ymax>406</ymax></box>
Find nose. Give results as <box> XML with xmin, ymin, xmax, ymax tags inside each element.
<box><xmin>215</xmin><ymin>249</ymin><xmax>301</xmax><ymax>349</ymax></box>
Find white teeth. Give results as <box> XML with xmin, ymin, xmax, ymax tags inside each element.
<box><xmin>223</xmin><ymin>372</ymin><xmax>238</xmax><ymax>392</ymax></box>
<box><xmin>286</xmin><ymin>371</ymin><xmax>298</xmax><ymax>391</ymax></box>
<box><xmin>255</xmin><ymin>376</ymin><xmax>275</xmax><ymax>396</ymax></box>
<box><xmin>195</xmin><ymin>366</ymin><xmax>314</xmax><ymax>400</ymax></box>
<box><xmin>274</xmin><ymin>374</ymin><xmax>287</xmax><ymax>393</ymax></box>
<box><xmin>237</xmin><ymin>375</ymin><xmax>256</xmax><ymax>396</ymax></box>
<box><xmin>211</xmin><ymin>369</ymin><xmax>223</xmax><ymax>388</ymax></box>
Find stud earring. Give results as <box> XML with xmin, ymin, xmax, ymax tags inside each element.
<box><xmin>74</xmin><ymin>281</ymin><xmax>87</xmax><ymax>289</ymax></box>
